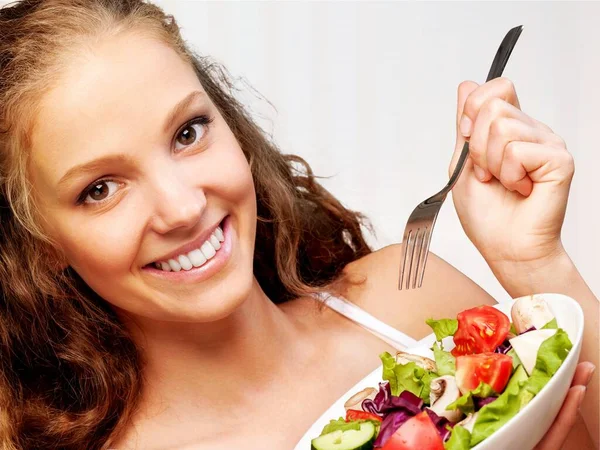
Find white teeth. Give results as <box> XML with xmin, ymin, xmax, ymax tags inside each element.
<box><xmin>178</xmin><ymin>254</ymin><xmax>193</xmax><ymax>271</ymax></box>
<box><xmin>154</xmin><ymin>226</ymin><xmax>225</xmax><ymax>272</ymax></box>
<box><xmin>209</xmin><ymin>235</ymin><xmax>221</xmax><ymax>250</ymax></box>
<box><xmin>168</xmin><ymin>259</ymin><xmax>181</xmax><ymax>272</ymax></box>
<box><xmin>188</xmin><ymin>249</ymin><xmax>207</xmax><ymax>267</ymax></box>
<box><xmin>201</xmin><ymin>240</ymin><xmax>216</xmax><ymax>259</ymax></box>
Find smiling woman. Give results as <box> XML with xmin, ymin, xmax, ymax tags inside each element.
<box><xmin>0</xmin><ymin>0</ymin><xmax>371</xmax><ymax>447</ymax></box>
<box><xmin>0</xmin><ymin>1</ymin><xmax>597</xmax><ymax>450</ymax></box>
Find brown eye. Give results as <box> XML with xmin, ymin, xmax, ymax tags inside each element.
<box><xmin>80</xmin><ymin>180</ymin><xmax>119</xmax><ymax>204</ymax></box>
<box><xmin>176</xmin><ymin>125</ymin><xmax>197</xmax><ymax>147</ymax></box>
<box><xmin>89</xmin><ymin>183</ymin><xmax>109</xmax><ymax>201</ymax></box>
<box><xmin>174</xmin><ymin>118</ymin><xmax>210</xmax><ymax>151</ymax></box>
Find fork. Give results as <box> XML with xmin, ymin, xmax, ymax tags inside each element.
<box><xmin>398</xmin><ymin>25</ymin><xmax>524</xmax><ymax>290</ymax></box>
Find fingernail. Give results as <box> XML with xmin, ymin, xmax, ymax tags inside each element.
<box><xmin>585</xmin><ymin>365</ymin><xmax>596</xmax><ymax>386</ymax></box>
<box><xmin>474</xmin><ymin>165</ymin><xmax>487</xmax><ymax>181</ymax></box>
<box><xmin>459</xmin><ymin>115</ymin><xmax>472</xmax><ymax>137</ymax></box>
<box><xmin>577</xmin><ymin>386</ymin><xmax>587</xmax><ymax>407</ymax></box>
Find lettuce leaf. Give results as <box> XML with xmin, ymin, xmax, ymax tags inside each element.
<box><xmin>507</xmin><ymin>348</ymin><xmax>522</xmax><ymax>369</ymax></box>
<box><xmin>321</xmin><ymin>417</ymin><xmax>361</xmax><ymax>435</ymax></box>
<box><xmin>426</xmin><ymin>318</ymin><xmax>458</xmax><ymax>341</ymax></box>
<box><xmin>470</xmin><ymin>329</ymin><xmax>572</xmax><ymax>446</ymax></box>
<box><xmin>432</xmin><ymin>342</ymin><xmax>456</xmax><ymax>376</ymax></box>
<box><xmin>541</xmin><ymin>318</ymin><xmax>558</xmax><ymax>330</ymax></box>
<box><xmin>468</xmin><ymin>366</ymin><xmax>529</xmax><ymax>446</ymax></box>
<box><xmin>523</xmin><ymin>328</ymin><xmax>572</xmax><ymax>396</ymax></box>
<box><xmin>446</xmin><ymin>382</ymin><xmax>495</xmax><ymax>414</ymax></box>
<box><xmin>379</xmin><ymin>352</ymin><xmax>437</xmax><ymax>402</ymax></box>
<box><xmin>381</xmin><ymin>352</ymin><xmax>399</xmax><ymax>395</ymax></box>
<box><xmin>444</xmin><ymin>425</ymin><xmax>472</xmax><ymax>450</ymax></box>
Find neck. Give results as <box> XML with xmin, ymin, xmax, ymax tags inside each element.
<box><xmin>124</xmin><ymin>279</ymin><xmax>309</xmax><ymax>414</ymax></box>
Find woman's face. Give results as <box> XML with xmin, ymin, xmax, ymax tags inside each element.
<box><xmin>29</xmin><ymin>31</ymin><xmax>258</xmax><ymax>322</ymax></box>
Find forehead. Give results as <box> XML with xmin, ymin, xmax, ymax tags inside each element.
<box><xmin>29</xmin><ymin>31</ymin><xmax>203</xmax><ymax>185</ymax></box>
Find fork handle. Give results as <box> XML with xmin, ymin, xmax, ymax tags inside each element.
<box><xmin>426</xmin><ymin>25</ymin><xmax>524</xmax><ymax>205</ymax></box>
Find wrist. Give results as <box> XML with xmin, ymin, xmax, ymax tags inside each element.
<box><xmin>488</xmin><ymin>244</ymin><xmax>576</xmax><ymax>298</ymax></box>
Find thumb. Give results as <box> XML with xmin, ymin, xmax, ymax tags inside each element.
<box><xmin>449</xmin><ymin>80</ymin><xmax>479</xmax><ymax>178</ymax></box>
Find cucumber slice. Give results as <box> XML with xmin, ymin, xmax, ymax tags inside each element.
<box><xmin>310</xmin><ymin>421</ymin><xmax>376</xmax><ymax>450</ymax></box>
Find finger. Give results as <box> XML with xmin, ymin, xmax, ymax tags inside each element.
<box><xmin>468</xmin><ymin>98</ymin><xmax>556</xmax><ymax>181</ymax></box>
<box><xmin>486</xmin><ymin>118</ymin><xmax>566</xmax><ymax>180</ymax></box>
<box><xmin>571</xmin><ymin>362</ymin><xmax>596</xmax><ymax>387</ymax></box>
<box><xmin>450</xmin><ymin>80</ymin><xmax>479</xmax><ymax>177</ymax></box>
<box><xmin>499</xmin><ymin>141</ymin><xmax>574</xmax><ymax>196</ymax></box>
<box><xmin>534</xmin><ymin>386</ymin><xmax>586</xmax><ymax>450</ymax></box>
<box><xmin>460</xmin><ymin>77</ymin><xmax>521</xmax><ymax>139</ymax></box>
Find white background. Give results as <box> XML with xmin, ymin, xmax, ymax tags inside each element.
<box><xmin>4</xmin><ymin>1</ymin><xmax>599</xmax><ymax>301</ymax></box>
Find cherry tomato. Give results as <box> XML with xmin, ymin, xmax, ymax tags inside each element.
<box><xmin>380</xmin><ymin>411</ymin><xmax>444</xmax><ymax>450</ymax></box>
<box><xmin>455</xmin><ymin>352</ymin><xmax>513</xmax><ymax>394</ymax></box>
<box><xmin>452</xmin><ymin>305</ymin><xmax>510</xmax><ymax>356</ymax></box>
<box><xmin>345</xmin><ymin>409</ymin><xmax>382</xmax><ymax>422</ymax></box>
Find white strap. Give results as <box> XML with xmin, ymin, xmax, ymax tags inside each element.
<box><xmin>315</xmin><ymin>292</ymin><xmax>418</xmax><ymax>350</ymax></box>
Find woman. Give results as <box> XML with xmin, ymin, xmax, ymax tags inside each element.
<box><xmin>0</xmin><ymin>1</ymin><xmax>596</xmax><ymax>449</ymax></box>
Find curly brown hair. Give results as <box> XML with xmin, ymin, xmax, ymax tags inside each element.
<box><xmin>0</xmin><ymin>0</ymin><xmax>372</xmax><ymax>448</ymax></box>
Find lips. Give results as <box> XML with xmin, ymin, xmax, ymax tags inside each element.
<box><xmin>154</xmin><ymin>226</ymin><xmax>225</xmax><ymax>272</ymax></box>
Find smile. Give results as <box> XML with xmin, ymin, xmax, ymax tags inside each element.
<box><xmin>153</xmin><ymin>226</ymin><xmax>225</xmax><ymax>272</ymax></box>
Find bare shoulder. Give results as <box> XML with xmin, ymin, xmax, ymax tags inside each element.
<box><xmin>338</xmin><ymin>244</ymin><xmax>497</xmax><ymax>340</ymax></box>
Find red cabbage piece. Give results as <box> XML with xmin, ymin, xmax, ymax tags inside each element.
<box><xmin>520</xmin><ymin>326</ymin><xmax>536</xmax><ymax>334</ymax></box>
<box><xmin>425</xmin><ymin>408</ymin><xmax>454</xmax><ymax>442</ymax></box>
<box><xmin>364</xmin><ymin>383</ymin><xmax>425</xmax><ymax>447</ymax></box>
<box><xmin>363</xmin><ymin>385</ymin><xmax>423</xmax><ymax>416</ymax></box>
<box><xmin>495</xmin><ymin>339</ymin><xmax>512</xmax><ymax>354</ymax></box>
<box><xmin>474</xmin><ymin>395</ymin><xmax>498</xmax><ymax>410</ymax></box>
<box><xmin>373</xmin><ymin>410</ymin><xmax>413</xmax><ymax>447</ymax></box>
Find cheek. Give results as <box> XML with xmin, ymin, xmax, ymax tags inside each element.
<box><xmin>55</xmin><ymin>212</ymin><xmax>142</xmax><ymax>283</ymax></box>
<box><xmin>204</xmin><ymin>137</ymin><xmax>256</xmax><ymax>211</ymax></box>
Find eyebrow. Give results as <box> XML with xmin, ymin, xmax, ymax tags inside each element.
<box><xmin>57</xmin><ymin>91</ymin><xmax>207</xmax><ymax>189</ymax></box>
<box><xmin>58</xmin><ymin>154</ymin><xmax>134</xmax><ymax>188</ymax></box>
<box><xmin>163</xmin><ymin>90</ymin><xmax>206</xmax><ymax>133</ymax></box>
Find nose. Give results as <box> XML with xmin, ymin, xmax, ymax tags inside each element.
<box><xmin>149</xmin><ymin>170</ymin><xmax>206</xmax><ymax>235</ymax></box>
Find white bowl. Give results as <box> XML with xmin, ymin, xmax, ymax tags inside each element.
<box><xmin>294</xmin><ymin>293</ymin><xmax>584</xmax><ymax>450</ymax></box>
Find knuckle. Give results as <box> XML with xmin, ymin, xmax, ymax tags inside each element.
<box><xmin>458</xmin><ymin>80</ymin><xmax>477</xmax><ymax>97</ymax></box>
<box><xmin>560</xmin><ymin>150</ymin><xmax>575</xmax><ymax>173</ymax></box>
<box><xmin>490</xmin><ymin>117</ymin><xmax>512</xmax><ymax>137</ymax></box>
<box><xmin>497</xmin><ymin>76</ymin><xmax>516</xmax><ymax>96</ymax></box>
<box><xmin>504</xmin><ymin>141</ymin><xmax>519</xmax><ymax>161</ymax></box>
<box><xmin>553</xmin><ymin>133</ymin><xmax>567</xmax><ymax>149</ymax></box>
<box><xmin>483</xmin><ymin>96</ymin><xmax>506</xmax><ymax>117</ymax></box>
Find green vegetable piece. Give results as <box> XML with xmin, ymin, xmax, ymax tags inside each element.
<box><xmin>321</xmin><ymin>418</ymin><xmax>361</xmax><ymax>436</ymax></box>
<box><xmin>470</xmin><ymin>330</ymin><xmax>572</xmax><ymax>446</ymax></box>
<box><xmin>426</xmin><ymin>318</ymin><xmax>458</xmax><ymax>341</ymax></box>
<box><xmin>509</xmin><ymin>323</ymin><xmax>517</xmax><ymax>336</ymax></box>
<box><xmin>446</xmin><ymin>382</ymin><xmax>495</xmax><ymax>414</ymax></box>
<box><xmin>444</xmin><ymin>425</ymin><xmax>472</xmax><ymax>450</ymax></box>
<box><xmin>523</xmin><ymin>329</ymin><xmax>572</xmax><ymax>396</ymax></box>
<box><xmin>312</xmin><ymin>421</ymin><xmax>377</xmax><ymax>450</ymax></box>
<box><xmin>380</xmin><ymin>352</ymin><xmax>398</xmax><ymax>395</ymax></box>
<box><xmin>541</xmin><ymin>318</ymin><xmax>558</xmax><ymax>330</ymax></box>
<box><xmin>432</xmin><ymin>342</ymin><xmax>456</xmax><ymax>376</ymax></box>
<box><xmin>379</xmin><ymin>352</ymin><xmax>436</xmax><ymax>402</ymax></box>
<box><xmin>507</xmin><ymin>348</ymin><xmax>522</xmax><ymax>370</ymax></box>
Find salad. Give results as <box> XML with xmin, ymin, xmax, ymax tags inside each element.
<box><xmin>310</xmin><ymin>296</ymin><xmax>573</xmax><ymax>450</ymax></box>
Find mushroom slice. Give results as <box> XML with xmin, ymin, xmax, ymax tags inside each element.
<box><xmin>510</xmin><ymin>295</ymin><xmax>555</xmax><ymax>335</ymax></box>
<box><xmin>428</xmin><ymin>375</ymin><xmax>462</xmax><ymax>423</ymax></box>
<box><xmin>395</xmin><ymin>351</ymin><xmax>437</xmax><ymax>372</ymax></box>
<box><xmin>457</xmin><ymin>412</ymin><xmax>479</xmax><ymax>433</ymax></box>
<box><xmin>344</xmin><ymin>387</ymin><xmax>378</xmax><ymax>411</ymax></box>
